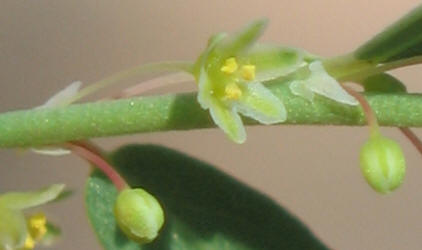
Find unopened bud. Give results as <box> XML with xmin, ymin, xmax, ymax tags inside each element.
<box><xmin>360</xmin><ymin>134</ymin><xmax>406</xmax><ymax>194</ymax></box>
<box><xmin>113</xmin><ymin>188</ymin><xmax>164</xmax><ymax>244</ymax></box>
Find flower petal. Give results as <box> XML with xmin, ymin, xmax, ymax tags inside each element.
<box><xmin>289</xmin><ymin>80</ymin><xmax>315</xmax><ymax>102</ymax></box>
<box><xmin>0</xmin><ymin>184</ymin><xmax>65</xmax><ymax>210</ymax></box>
<box><xmin>196</xmin><ymin>69</ymin><xmax>213</xmax><ymax>110</ymax></box>
<box><xmin>0</xmin><ymin>207</ymin><xmax>27</xmax><ymax>250</ymax></box>
<box><xmin>234</xmin><ymin>82</ymin><xmax>287</xmax><ymax>124</ymax></box>
<box><xmin>31</xmin><ymin>147</ymin><xmax>71</xmax><ymax>156</ymax></box>
<box><xmin>36</xmin><ymin>81</ymin><xmax>82</xmax><ymax>109</ymax></box>
<box><xmin>208</xmin><ymin>98</ymin><xmax>246</xmax><ymax>144</ymax></box>
<box><xmin>246</xmin><ymin>45</ymin><xmax>313</xmax><ymax>82</ymax></box>
<box><xmin>307</xmin><ymin>61</ymin><xmax>358</xmax><ymax>105</ymax></box>
<box><xmin>218</xmin><ymin>19</ymin><xmax>268</xmax><ymax>57</ymax></box>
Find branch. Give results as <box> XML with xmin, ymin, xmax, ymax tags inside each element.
<box><xmin>0</xmin><ymin>81</ymin><xmax>421</xmax><ymax>148</ymax></box>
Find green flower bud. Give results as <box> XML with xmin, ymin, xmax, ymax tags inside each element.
<box><xmin>360</xmin><ymin>134</ymin><xmax>406</xmax><ymax>194</ymax></box>
<box><xmin>113</xmin><ymin>188</ymin><xmax>164</xmax><ymax>244</ymax></box>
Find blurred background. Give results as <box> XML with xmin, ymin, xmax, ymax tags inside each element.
<box><xmin>1</xmin><ymin>0</ymin><xmax>422</xmax><ymax>249</ymax></box>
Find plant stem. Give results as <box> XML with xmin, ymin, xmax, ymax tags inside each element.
<box><xmin>399</xmin><ymin>127</ymin><xmax>422</xmax><ymax>156</ymax></box>
<box><xmin>340</xmin><ymin>55</ymin><xmax>422</xmax><ymax>82</ymax></box>
<box><xmin>324</xmin><ymin>54</ymin><xmax>422</xmax><ymax>82</ymax></box>
<box><xmin>0</xmin><ymin>82</ymin><xmax>421</xmax><ymax>148</ymax></box>
<box><xmin>343</xmin><ymin>85</ymin><xmax>380</xmax><ymax>136</ymax></box>
<box><xmin>66</xmin><ymin>141</ymin><xmax>128</xmax><ymax>191</ymax></box>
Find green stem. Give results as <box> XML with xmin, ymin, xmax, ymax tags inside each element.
<box><xmin>0</xmin><ymin>82</ymin><xmax>421</xmax><ymax>148</ymax></box>
<box><xmin>342</xmin><ymin>85</ymin><xmax>380</xmax><ymax>136</ymax></box>
<box><xmin>324</xmin><ymin>54</ymin><xmax>422</xmax><ymax>82</ymax></box>
<box><xmin>341</xmin><ymin>55</ymin><xmax>422</xmax><ymax>82</ymax></box>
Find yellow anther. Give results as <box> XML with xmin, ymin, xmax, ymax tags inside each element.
<box><xmin>220</xmin><ymin>57</ymin><xmax>238</xmax><ymax>74</ymax></box>
<box><xmin>241</xmin><ymin>64</ymin><xmax>256</xmax><ymax>81</ymax></box>
<box><xmin>24</xmin><ymin>235</ymin><xmax>35</xmax><ymax>249</ymax></box>
<box><xmin>224</xmin><ymin>83</ymin><xmax>242</xmax><ymax>100</ymax></box>
<box><xmin>27</xmin><ymin>213</ymin><xmax>47</xmax><ymax>240</ymax></box>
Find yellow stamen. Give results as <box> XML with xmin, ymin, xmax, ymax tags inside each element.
<box><xmin>225</xmin><ymin>83</ymin><xmax>242</xmax><ymax>100</ymax></box>
<box><xmin>241</xmin><ymin>64</ymin><xmax>256</xmax><ymax>81</ymax></box>
<box><xmin>27</xmin><ymin>213</ymin><xmax>47</xmax><ymax>240</ymax></box>
<box><xmin>220</xmin><ymin>57</ymin><xmax>238</xmax><ymax>74</ymax></box>
<box><xmin>24</xmin><ymin>235</ymin><xmax>35</xmax><ymax>249</ymax></box>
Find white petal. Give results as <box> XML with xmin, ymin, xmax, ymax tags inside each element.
<box><xmin>209</xmin><ymin>99</ymin><xmax>246</xmax><ymax>144</ymax></box>
<box><xmin>36</xmin><ymin>81</ymin><xmax>82</xmax><ymax>109</ymax></box>
<box><xmin>307</xmin><ymin>61</ymin><xmax>358</xmax><ymax>105</ymax></box>
<box><xmin>289</xmin><ymin>80</ymin><xmax>314</xmax><ymax>102</ymax></box>
<box><xmin>31</xmin><ymin>147</ymin><xmax>71</xmax><ymax>156</ymax></box>
<box><xmin>246</xmin><ymin>44</ymin><xmax>309</xmax><ymax>82</ymax></box>
<box><xmin>196</xmin><ymin>69</ymin><xmax>213</xmax><ymax>110</ymax></box>
<box><xmin>234</xmin><ymin>82</ymin><xmax>287</xmax><ymax>124</ymax></box>
<box><xmin>0</xmin><ymin>184</ymin><xmax>65</xmax><ymax>210</ymax></box>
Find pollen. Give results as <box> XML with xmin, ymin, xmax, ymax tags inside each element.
<box><xmin>220</xmin><ymin>57</ymin><xmax>238</xmax><ymax>74</ymax></box>
<box><xmin>241</xmin><ymin>64</ymin><xmax>256</xmax><ymax>81</ymax></box>
<box><xmin>27</xmin><ymin>213</ymin><xmax>47</xmax><ymax>240</ymax></box>
<box><xmin>24</xmin><ymin>235</ymin><xmax>35</xmax><ymax>249</ymax></box>
<box><xmin>224</xmin><ymin>83</ymin><xmax>242</xmax><ymax>100</ymax></box>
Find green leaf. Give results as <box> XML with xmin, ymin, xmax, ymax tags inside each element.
<box><xmin>360</xmin><ymin>73</ymin><xmax>406</xmax><ymax>93</ymax></box>
<box><xmin>355</xmin><ymin>4</ymin><xmax>422</xmax><ymax>63</ymax></box>
<box><xmin>86</xmin><ymin>144</ymin><xmax>328</xmax><ymax>250</ymax></box>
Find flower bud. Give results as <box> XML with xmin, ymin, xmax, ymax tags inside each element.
<box><xmin>360</xmin><ymin>134</ymin><xmax>406</xmax><ymax>194</ymax></box>
<box><xmin>113</xmin><ymin>188</ymin><xmax>164</xmax><ymax>244</ymax></box>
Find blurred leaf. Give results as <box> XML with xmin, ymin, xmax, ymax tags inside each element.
<box><xmin>360</xmin><ymin>73</ymin><xmax>406</xmax><ymax>93</ymax></box>
<box><xmin>355</xmin><ymin>4</ymin><xmax>422</xmax><ymax>63</ymax></box>
<box><xmin>86</xmin><ymin>144</ymin><xmax>328</xmax><ymax>250</ymax></box>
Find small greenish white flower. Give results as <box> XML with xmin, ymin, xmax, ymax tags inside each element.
<box><xmin>192</xmin><ymin>19</ymin><xmax>312</xmax><ymax>143</ymax></box>
<box><xmin>0</xmin><ymin>184</ymin><xmax>64</xmax><ymax>250</ymax></box>
<box><xmin>289</xmin><ymin>61</ymin><xmax>358</xmax><ymax>105</ymax></box>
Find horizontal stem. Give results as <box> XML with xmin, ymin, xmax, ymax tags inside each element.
<box><xmin>0</xmin><ymin>81</ymin><xmax>421</xmax><ymax>148</ymax></box>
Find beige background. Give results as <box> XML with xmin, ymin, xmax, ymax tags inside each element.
<box><xmin>1</xmin><ymin>0</ymin><xmax>422</xmax><ymax>249</ymax></box>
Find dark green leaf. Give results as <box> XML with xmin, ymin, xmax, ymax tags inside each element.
<box><xmin>86</xmin><ymin>144</ymin><xmax>328</xmax><ymax>250</ymax></box>
<box><xmin>361</xmin><ymin>73</ymin><xmax>406</xmax><ymax>93</ymax></box>
<box><xmin>355</xmin><ymin>4</ymin><xmax>422</xmax><ymax>63</ymax></box>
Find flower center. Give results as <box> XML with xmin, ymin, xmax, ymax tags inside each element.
<box><xmin>24</xmin><ymin>213</ymin><xmax>48</xmax><ymax>249</ymax></box>
<box><xmin>220</xmin><ymin>57</ymin><xmax>256</xmax><ymax>81</ymax></box>
<box><xmin>220</xmin><ymin>57</ymin><xmax>257</xmax><ymax>100</ymax></box>
<box><xmin>220</xmin><ymin>57</ymin><xmax>238</xmax><ymax>74</ymax></box>
<box><xmin>240</xmin><ymin>64</ymin><xmax>256</xmax><ymax>81</ymax></box>
<box><xmin>24</xmin><ymin>235</ymin><xmax>35</xmax><ymax>249</ymax></box>
<box><xmin>224</xmin><ymin>83</ymin><xmax>242</xmax><ymax>100</ymax></box>
<box><xmin>28</xmin><ymin>213</ymin><xmax>47</xmax><ymax>240</ymax></box>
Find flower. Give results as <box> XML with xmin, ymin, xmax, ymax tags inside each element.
<box><xmin>0</xmin><ymin>184</ymin><xmax>64</xmax><ymax>250</ymax></box>
<box><xmin>191</xmin><ymin>19</ymin><xmax>313</xmax><ymax>143</ymax></box>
